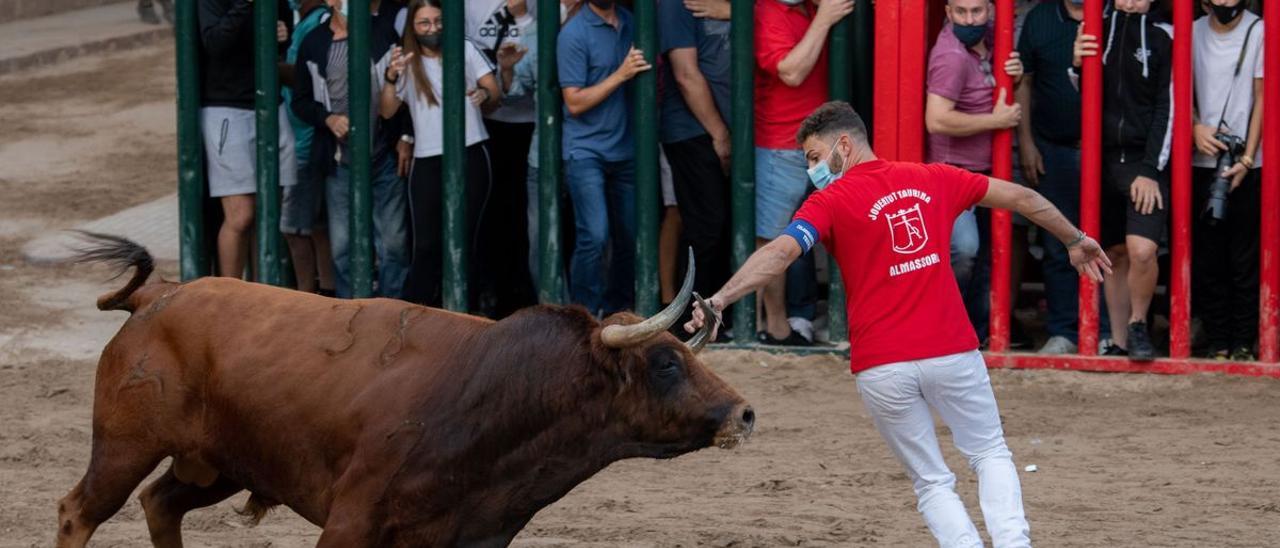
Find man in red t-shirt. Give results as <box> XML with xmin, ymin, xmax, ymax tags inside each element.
<box><xmin>687</xmin><ymin>102</ymin><xmax>1110</xmax><ymax>547</ymax></box>
<box><xmin>751</xmin><ymin>0</ymin><xmax>853</xmax><ymax>346</ymax></box>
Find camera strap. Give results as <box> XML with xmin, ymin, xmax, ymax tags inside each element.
<box><xmin>1216</xmin><ymin>18</ymin><xmax>1261</xmax><ymax>133</ymax></box>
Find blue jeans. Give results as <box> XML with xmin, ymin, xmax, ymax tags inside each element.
<box><xmin>326</xmin><ymin>153</ymin><xmax>410</xmax><ymax>299</ymax></box>
<box><xmin>566</xmin><ymin>157</ymin><xmax>636</xmax><ymax>316</ymax></box>
<box><xmin>951</xmin><ymin>207</ymin><xmax>990</xmax><ymax>342</ymax></box>
<box><xmin>1036</xmin><ymin>139</ymin><xmax>1083</xmax><ymax>342</ymax></box>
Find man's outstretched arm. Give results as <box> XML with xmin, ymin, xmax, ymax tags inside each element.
<box><xmin>979</xmin><ymin>177</ymin><xmax>1112</xmax><ymax>281</ymax></box>
<box><xmin>684</xmin><ymin>237</ymin><xmax>803</xmax><ymax>334</ymax></box>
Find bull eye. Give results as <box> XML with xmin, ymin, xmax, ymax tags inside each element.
<box><xmin>657</xmin><ymin>358</ymin><xmax>681</xmax><ymax>377</ymax></box>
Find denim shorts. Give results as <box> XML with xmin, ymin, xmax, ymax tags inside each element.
<box><xmin>755</xmin><ymin>147</ymin><xmax>809</xmax><ymax>239</ymax></box>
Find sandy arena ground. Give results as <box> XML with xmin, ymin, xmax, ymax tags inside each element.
<box><xmin>2</xmin><ymin>45</ymin><xmax>1279</xmax><ymax>548</ymax></box>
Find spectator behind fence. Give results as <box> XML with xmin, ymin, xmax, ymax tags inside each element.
<box><xmin>1016</xmin><ymin>0</ymin><xmax>1089</xmax><ymax>354</ymax></box>
<box><xmin>925</xmin><ymin>0</ymin><xmax>1023</xmax><ymax>345</ymax></box>
<box><xmin>380</xmin><ymin>0</ymin><xmax>501</xmax><ymax>308</ymax></box>
<box><xmin>282</xmin><ymin>0</ymin><xmax>337</xmax><ymax>296</ymax></box>
<box><xmin>656</xmin><ymin>0</ymin><xmax>733</xmax><ymax>318</ymax></box>
<box><xmin>294</xmin><ymin>0</ymin><xmax>411</xmax><ymax>299</ymax></box>
<box><xmin>557</xmin><ymin>0</ymin><xmax>646</xmax><ymax>317</ymax></box>
<box><xmin>469</xmin><ymin>0</ymin><xmax>539</xmax><ymax>316</ymax></box>
<box><xmin>752</xmin><ymin>0</ymin><xmax>852</xmax><ymax>346</ymax></box>
<box><xmin>494</xmin><ymin>0</ymin><xmax>582</xmax><ymax>302</ymax></box>
<box><xmin>1192</xmin><ymin>1</ymin><xmax>1264</xmax><ymax>361</ymax></box>
<box><xmin>198</xmin><ymin>0</ymin><xmax>297</xmax><ymax>279</ymax></box>
<box><xmin>1072</xmin><ymin>0</ymin><xmax>1172</xmax><ymax>361</ymax></box>
<box><xmin>139</xmin><ymin>0</ymin><xmax>173</xmax><ymax>25</ymax></box>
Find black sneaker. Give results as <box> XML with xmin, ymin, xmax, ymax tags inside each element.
<box><xmin>1101</xmin><ymin>342</ymin><xmax>1128</xmax><ymax>356</ymax></box>
<box><xmin>1230</xmin><ymin>346</ymin><xmax>1256</xmax><ymax>362</ymax></box>
<box><xmin>758</xmin><ymin>330</ymin><xmax>812</xmax><ymax>347</ymax></box>
<box><xmin>1127</xmin><ymin>321</ymin><xmax>1155</xmax><ymax>362</ymax></box>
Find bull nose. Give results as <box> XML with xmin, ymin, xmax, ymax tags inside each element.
<box><xmin>739</xmin><ymin>406</ymin><xmax>755</xmax><ymax>432</ymax></box>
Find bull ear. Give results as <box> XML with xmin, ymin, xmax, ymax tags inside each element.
<box><xmin>685</xmin><ymin>292</ymin><xmax>718</xmax><ymax>353</ymax></box>
<box><xmin>601</xmin><ymin>249</ymin><xmax>695</xmax><ymax>348</ymax></box>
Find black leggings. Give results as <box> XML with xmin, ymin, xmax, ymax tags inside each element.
<box><xmin>402</xmin><ymin>143</ymin><xmax>492</xmax><ymax>309</ymax></box>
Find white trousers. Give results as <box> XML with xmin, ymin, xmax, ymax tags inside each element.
<box><xmin>855</xmin><ymin>351</ymin><xmax>1031</xmax><ymax>548</ymax></box>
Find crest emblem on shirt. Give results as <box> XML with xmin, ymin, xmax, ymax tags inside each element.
<box><xmin>1133</xmin><ymin>47</ymin><xmax>1151</xmax><ymax>65</ymax></box>
<box><xmin>886</xmin><ymin>203</ymin><xmax>928</xmax><ymax>254</ymax></box>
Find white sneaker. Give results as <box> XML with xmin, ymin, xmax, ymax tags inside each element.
<box><xmin>1038</xmin><ymin>336</ymin><xmax>1078</xmax><ymax>355</ymax></box>
<box><xmin>787</xmin><ymin>317</ymin><xmax>814</xmax><ymax>343</ymax></box>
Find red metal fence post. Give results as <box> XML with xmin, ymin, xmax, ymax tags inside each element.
<box><xmin>1077</xmin><ymin>0</ymin><xmax>1104</xmax><ymax>355</ymax></box>
<box><xmin>898</xmin><ymin>0</ymin><xmax>928</xmax><ymax>162</ymax></box>
<box><xmin>873</xmin><ymin>0</ymin><xmax>901</xmax><ymax>158</ymax></box>
<box><xmin>1169</xmin><ymin>0</ymin><xmax>1193</xmax><ymax>358</ymax></box>
<box><xmin>988</xmin><ymin>0</ymin><xmax>1014</xmax><ymax>353</ymax></box>
<box><xmin>1261</xmin><ymin>0</ymin><xmax>1280</xmax><ymax>363</ymax></box>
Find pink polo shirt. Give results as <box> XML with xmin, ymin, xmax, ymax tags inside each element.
<box><xmin>926</xmin><ymin>23</ymin><xmax>995</xmax><ymax>172</ymax></box>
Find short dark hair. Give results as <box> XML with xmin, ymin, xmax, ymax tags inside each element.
<box><xmin>796</xmin><ymin>101</ymin><xmax>869</xmax><ymax>147</ymax></box>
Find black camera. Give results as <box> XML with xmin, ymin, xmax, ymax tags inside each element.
<box><xmin>1202</xmin><ymin>132</ymin><xmax>1246</xmax><ymax>225</ymax></box>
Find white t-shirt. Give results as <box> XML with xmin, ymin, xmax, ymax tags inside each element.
<box><xmin>389</xmin><ymin>41</ymin><xmax>493</xmax><ymax>158</ymax></box>
<box><xmin>1193</xmin><ymin>14</ymin><xmax>1265</xmax><ymax>168</ymax></box>
<box><xmin>466</xmin><ymin>0</ymin><xmax>536</xmax><ymax>124</ymax></box>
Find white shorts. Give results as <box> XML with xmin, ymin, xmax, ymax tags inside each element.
<box><xmin>201</xmin><ymin>106</ymin><xmax>296</xmax><ymax>198</ymax></box>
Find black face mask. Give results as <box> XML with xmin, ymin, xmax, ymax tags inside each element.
<box><xmin>416</xmin><ymin>31</ymin><xmax>440</xmax><ymax>50</ymax></box>
<box><xmin>588</xmin><ymin>0</ymin><xmax>614</xmax><ymax>9</ymax></box>
<box><xmin>1208</xmin><ymin>3</ymin><xmax>1244</xmax><ymax>25</ymax></box>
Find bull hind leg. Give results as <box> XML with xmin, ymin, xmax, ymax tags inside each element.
<box><xmin>56</xmin><ymin>444</ymin><xmax>164</xmax><ymax>548</ymax></box>
<box><xmin>139</xmin><ymin>464</ymin><xmax>243</xmax><ymax>548</ymax></box>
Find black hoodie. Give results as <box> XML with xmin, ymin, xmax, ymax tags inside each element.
<box><xmin>198</xmin><ymin>0</ymin><xmax>292</xmax><ymax>109</ymax></box>
<box><xmin>1096</xmin><ymin>10</ymin><xmax>1174</xmax><ymax>180</ymax></box>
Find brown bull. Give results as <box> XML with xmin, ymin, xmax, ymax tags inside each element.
<box><xmin>57</xmin><ymin>233</ymin><xmax>753</xmax><ymax>547</ymax></box>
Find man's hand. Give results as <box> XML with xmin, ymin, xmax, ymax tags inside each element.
<box><xmin>396</xmin><ymin>139</ymin><xmax>413</xmax><ymax>178</ymax></box>
<box><xmin>684</xmin><ymin>0</ymin><xmax>730</xmax><ymax>20</ymax></box>
<box><xmin>1130</xmin><ymin>175</ymin><xmax>1164</xmax><ymax>215</ymax></box>
<box><xmin>613</xmin><ymin>47</ymin><xmax>652</xmax><ymax>82</ymax></box>
<box><xmin>326</xmin><ymin>114</ymin><xmax>350</xmax><ymax>140</ymax></box>
<box><xmin>277</xmin><ymin>20</ymin><xmax>288</xmax><ymax>43</ymax></box>
<box><xmin>991</xmin><ymin>88</ymin><xmax>1022</xmax><ymax>129</ymax></box>
<box><xmin>497</xmin><ymin>42</ymin><xmax>528</xmax><ymax>71</ymax></box>
<box><xmin>712</xmin><ymin>131</ymin><xmax>731</xmax><ymax>175</ymax></box>
<box><xmin>1019</xmin><ymin>135</ymin><xmax>1045</xmax><ymax>186</ymax></box>
<box><xmin>814</xmin><ymin>0</ymin><xmax>855</xmax><ymax>29</ymax></box>
<box><xmin>1068</xmin><ymin>235</ymin><xmax>1112</xmax><ymax>282</ymax></box>
<box><xmin>684</xmin><ymin>294</ymin><xmax>726</xmax><ymax>336</ymax></box>
<box><xmin>1073</xmin><ymin>27</ymin><xmax>1098</xmax><ymax>68</ymax></box>
<box><xmin>1004</xmin><ymin>51</ymin><xmax>1024</xmax><ymax>83</ymax></box>
<box><xmin>1193</xmin><ymin>123</ymin><xmax>1228</xmax><ymax>157</ymax></box>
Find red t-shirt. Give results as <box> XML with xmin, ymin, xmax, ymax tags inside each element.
<box><xmin>754</xmin><ymin>0</ymin><xmax>829</xmax><ymax>150</ymax></box>
<box><xmin>791</xmin><ymin>160</ymin><xmax>990</xmax><ymax>373</ymax></box>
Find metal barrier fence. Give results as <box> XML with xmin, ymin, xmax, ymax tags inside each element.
<box><xmin>173</xmin><ymin>0</ymin><xmax>872</xmax><ymax>344</ymax></box>
<box><xmin>174</xmin><ymin>0</ymin><xmax>1276</xmax><ymax>375</ymax></box>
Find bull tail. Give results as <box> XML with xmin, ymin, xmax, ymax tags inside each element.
<box><xmin>235</xmin><ymin>493</ymin><xmax>280</xmax><ymax>526</ymax></box>
<box><xmin>70</xmin><ymin>231</ymin><xmax>155</xmax><ymax>313</ymax></box>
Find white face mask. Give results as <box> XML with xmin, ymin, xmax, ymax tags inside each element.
<box><xmin>560</xmin><ymin>3</ymin><xmax>569</xmax><ymax>23</ymax></box>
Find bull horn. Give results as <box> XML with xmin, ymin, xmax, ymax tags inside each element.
<box><xmin>685</xmin><ymin>292</ymin><xmax>719</xmax><ymax>353</ymax></box>
<box><xmin>601</xmin><ymin>248</ymin><xmax>695</xmax><ymax>348</ymax></box>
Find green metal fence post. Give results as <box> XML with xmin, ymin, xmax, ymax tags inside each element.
<box><xmin>349</xmin><ymin>0</ymin><xmax>374</xmax><ymax>297</ymax></box>
<box><xmin>442</xmin><ymin>0</ymin><xmax>468</xmax><ymax>311</ymax></box>
<box><xmin>254</xmin><ymin>0</ymin><xmax>284</xmax><ymax>285</ymax></box>
<box><xmin>825</xmin><ymin>9</ymin><xmax>853</xmax><ymax>343</ymax></box>
<box><xmin>537</xmin><ymin>0</ymin><xmax>565</xmax><ymax>304</ymax></box>
<box><xmin>633</xmin><ymin>0</ymin><xmax>659</xmax><ymax>316</ymax></box>
<box><xmin>176</xmin><ymin>0</ymin><xmax>207</xmax><ymax>280</ymax></box>
<box><xmin>730</xmin><ymin>0</ymin><xmax>756</xmax><ymax>342</ymax></box>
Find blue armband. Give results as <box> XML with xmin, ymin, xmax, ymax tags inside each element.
<box><xmin>783</xmin><ymin>220</ymin><xmax>819</xmax><ymax>255</ymax></box>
